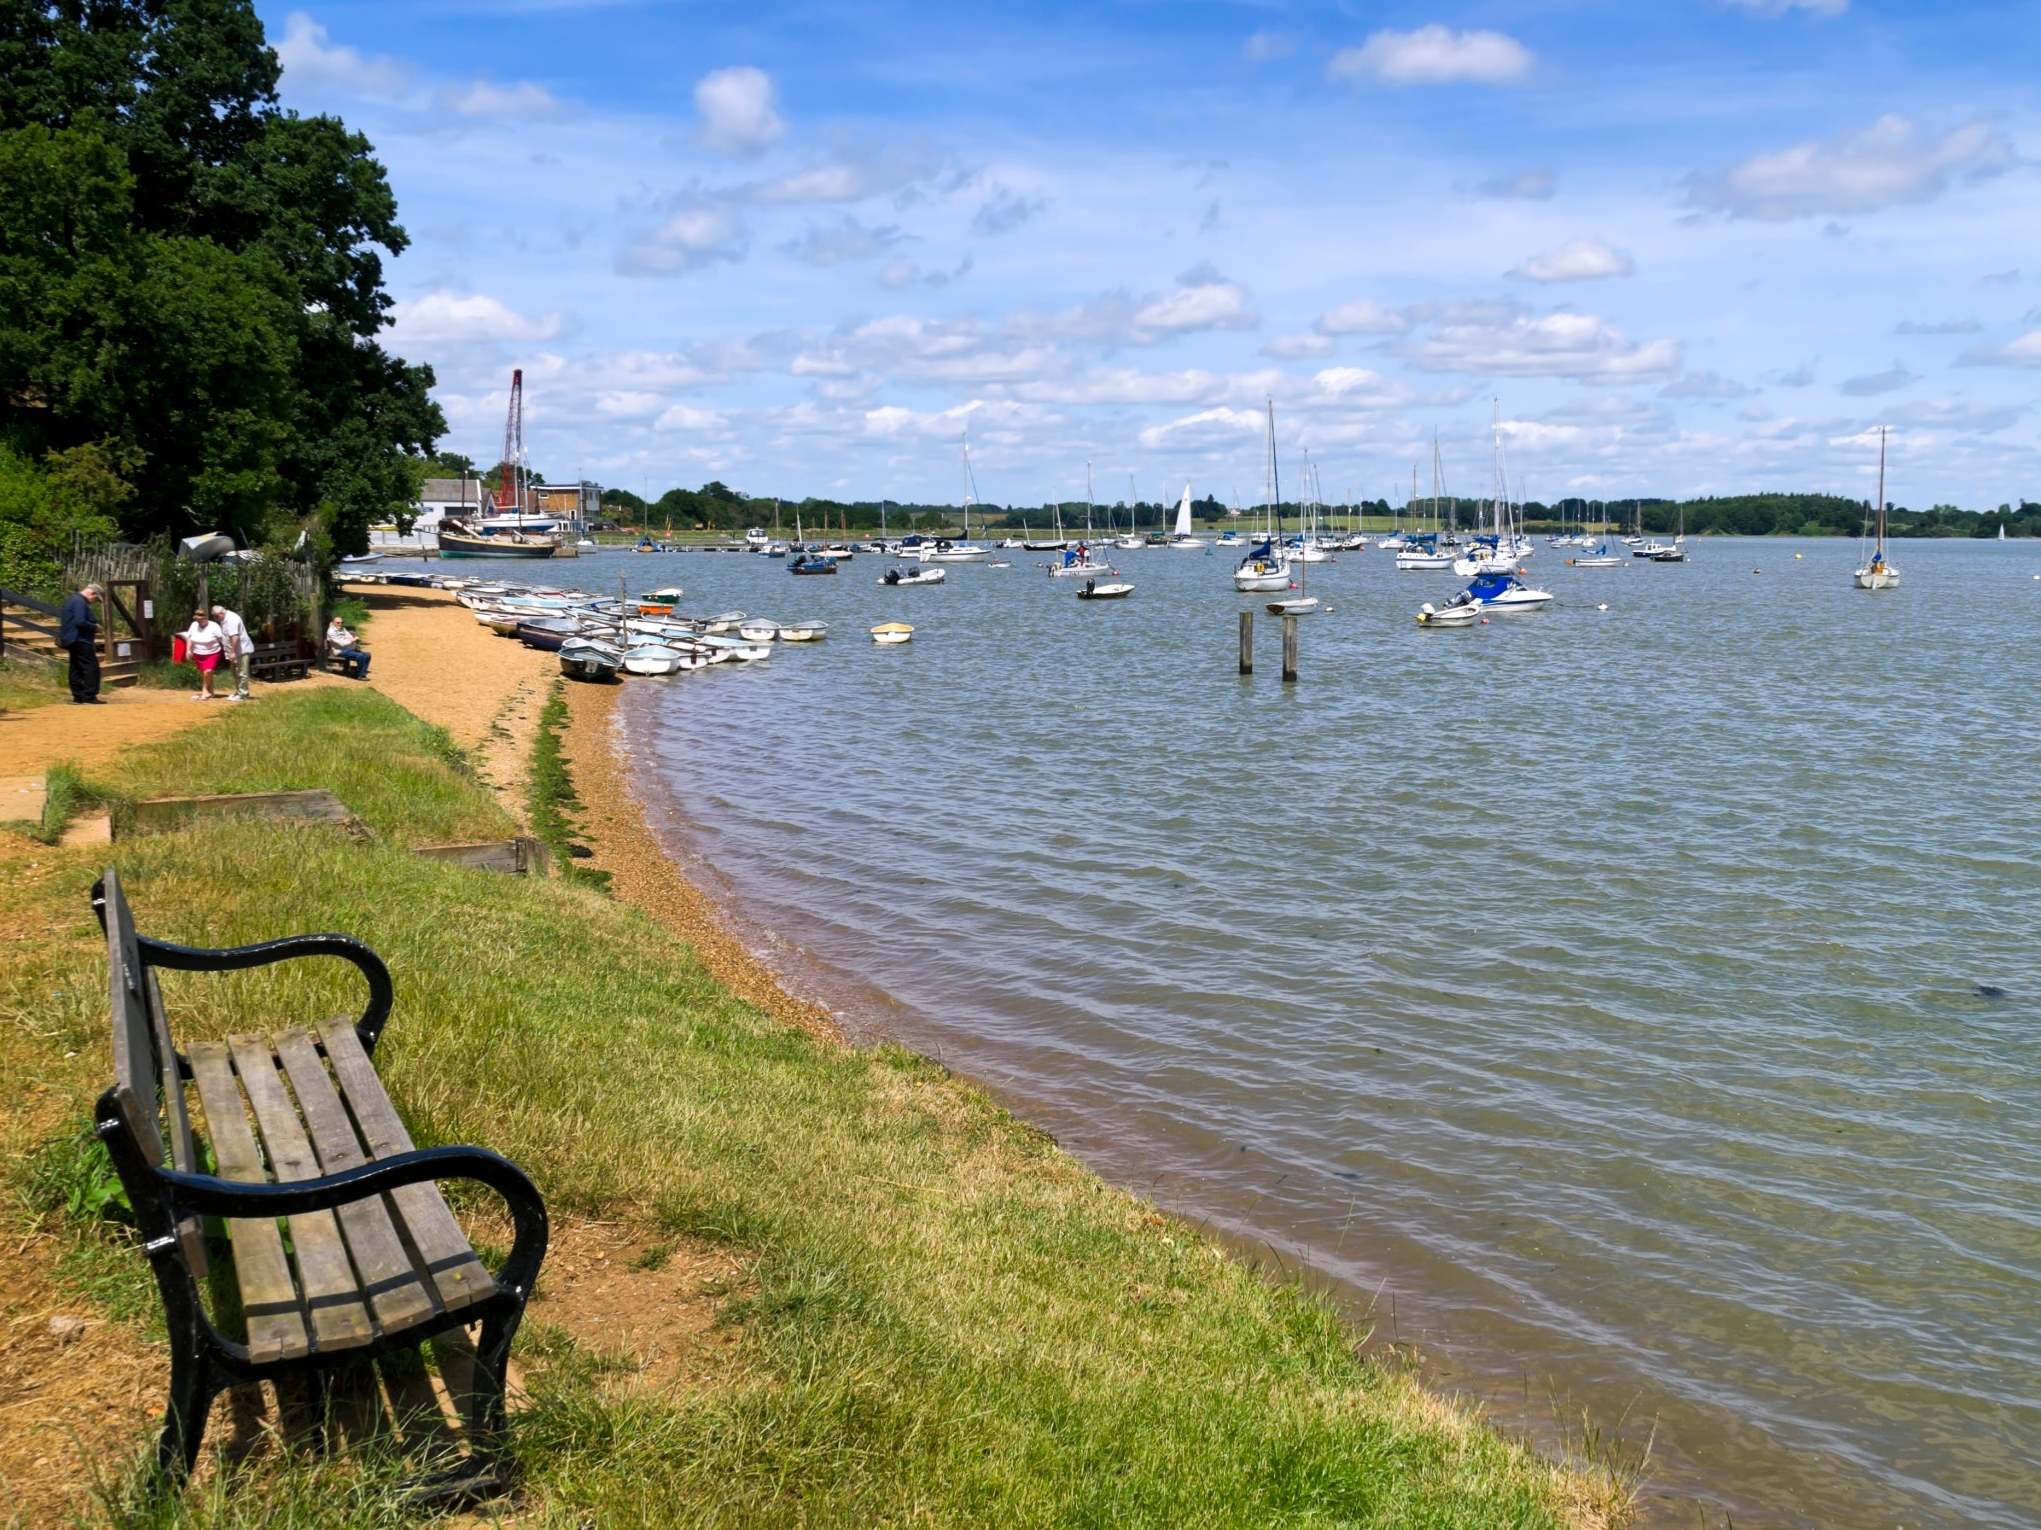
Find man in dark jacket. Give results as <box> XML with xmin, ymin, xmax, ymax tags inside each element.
<box><xmin>58</xmin><ymin>583</ymin><xmax>103</xmax><ymax>703</ymax></box>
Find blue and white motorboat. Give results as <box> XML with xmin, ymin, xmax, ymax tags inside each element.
<box><xmin>1460</xmin><ymin>571</ymin><xmax>1553</xmax><ymax>611</ymax></box>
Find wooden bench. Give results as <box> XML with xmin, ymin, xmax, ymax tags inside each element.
<box><xmin>318</xmin><ymin>645</ymin><xmax>369</xmax><ymax>678</ymax></box>
<box><xmin>90</xmin><ymin>868</ymin><xmax>547</xmax><ymax>1488</ymax></box>
<box><xmin>247</xmin><ymin>641</ymin><xmax>307</xmax><ymax>682</ymax></box>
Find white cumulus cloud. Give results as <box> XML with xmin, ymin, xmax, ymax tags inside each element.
<box><xmin>1407</xmin><ymin>308</ymin><xmax>1680</xmax><ymax>381</ymax></box>
<box><xmin>1687</xmin><ymin>115</ymin><xmax>2016</xmax><ymax>221</ymax></box>
<box><xmin>1508</xmin><ymin>237</ymin><xmax>1634</xmax><ymax>283</ymax></box>
<box><xmin>695</xmin><ymin>66</ymin><xmax>785</xmax><ymax>156</ymax></box>
<box><xmin>1314</xmin><ymin>299</ymin><xmax>1411</xmax><ymax>337</ymax></box>
<box><xmin>1958</xmin><ymin>330</ymin><xmax>2041</xmax><ymax>368</ymax></box>
<box><xmin>1132</xmin><ymin>278</ymin><xmax>1255</xmax><ymax>337</ymax></box>
<box><xmin>273</xmin><ymin>12</ymin><xmax>409</xmax><ymax>98</ymax></box>
<box><xmin>617</xmin><ymin>207</ymin><xmax>750</xmax><ymax>277</ymax></box>
<box><xmin>387</xmin><ymin>291</ymin><xmax>563</xmax><ymax>344</ymax></box>
<box><xmin>1328</xmin><ymin>26</ymin><xmax>1533</xmax><ymax>87</ymax></box>
<box><xmin>1137</xmin><ymin>407</ymin><xmax>1264</xmax><ymax>450</ymax></box>
<box><xmin>440</xmin><ymin>80</ymin><xmax>560</xmax><ymax>118</ymax></box>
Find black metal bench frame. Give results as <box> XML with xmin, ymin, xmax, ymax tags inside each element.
<box><xmin>91</xmin><ymin>868</ymin><xmax>548</xmax><ymax>1488</ymax></box>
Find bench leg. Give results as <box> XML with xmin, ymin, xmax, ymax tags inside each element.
<box><xmin>474</xmin><ymin>1310</ymin><xmax>524</xmax><ymax>1460</ymax></box>
<box><xmin>156</xmin><ymin>1343</ymin><xmax>217</xmax><ymax>1482</ymax></box>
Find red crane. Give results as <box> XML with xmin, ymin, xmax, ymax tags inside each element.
<box><xmin>495</xmin><ymin>368</ymin><xmax>524</xmax><ymax>512</ymax></box>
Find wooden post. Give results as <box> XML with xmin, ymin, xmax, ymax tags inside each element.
<box><xmin>1282</xmin><ymin>615</ymin><xmax>1298</xmax><ymax>683</ymax></box>
<box><xmin>1238</xmin><ymin>610</ymin><xmax>1253</xmax><ymax>674</ymax></box>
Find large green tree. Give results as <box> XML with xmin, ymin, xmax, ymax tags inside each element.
<box><xmin>0</xmin><ymin>0</ymin><xmax>441</xmax><ymax>556</ymax></box>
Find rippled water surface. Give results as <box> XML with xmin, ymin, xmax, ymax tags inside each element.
<box><xmin>526</xmin><ymin>536</ymin><xmax>2036</xmax><ymax>1527</ymax></box>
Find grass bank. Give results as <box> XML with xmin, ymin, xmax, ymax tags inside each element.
<box><xmin>0</xmin><ymin>687</ymin><xmax>1630</xmax><ymax>1526</ymax></box>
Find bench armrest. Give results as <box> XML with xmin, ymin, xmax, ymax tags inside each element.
<box><xmin>138</xmin><ymin>934</ymin><xmax>395</xmax><ymax>1055</ymax></box>
<box><xmin>155</xmin><ymin>1145</ymin><xmax>548</xmax><ymax>1299</ymax></box>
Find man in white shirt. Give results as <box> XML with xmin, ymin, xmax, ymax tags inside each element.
<box><xmin>212</xmin><ymin>605</ymin><xmax>255</xmax><ymax>700</ymax></box>
<box><xmin>325</xmin><ymin>616</ymin><xmax>371</xmax><ymax>678</ymax></box>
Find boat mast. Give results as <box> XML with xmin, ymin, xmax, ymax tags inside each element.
<box><xmin>1876</xmin><ymin>426</ymin><xmax>1887</xmax><ymax>553</ymax></box>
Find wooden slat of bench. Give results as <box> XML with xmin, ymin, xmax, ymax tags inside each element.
<box><xmin>226</xmin><ymin>1035</ymin><xmax>375</xmax><ymax>1352</ymax></box>
<box><xmin>318</xmin><ymin>1021</ymin><xmax>495</xmax><ymax>1314</ymax></box>
<box><xmin>104</xmin><ymin>879</ymin><xmax>166</xmax><ymax>1168</ymax></box>
<box><xmin>146</xmin><ymin>968</ymin><xmax>208</xmax><ymax>1278</ymax></box>
<box><xmin>186</xmin><ymin>1043</ymin><xmax>312</xmax><ymax>1363</ymax></box>
<box><xmin>273</xmin><ymin>1030</ymin><xmax>439</xmax><ymax>1336</ymax></box>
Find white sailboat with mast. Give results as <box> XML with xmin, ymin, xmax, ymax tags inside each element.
<box><xmin>1167</xmin><ymin>483</ymin><xmax>1206</xmax><ymax>548</ymax></box>
<box><xmin>1853</xmin><ymin>427</ymin><xmax>1900</xmax><ymax>589</ymax></box>
<box><xmin>1234</xmin><ymin>401</ymin><xmax>1303</xmax><ymax>598</ymax></box>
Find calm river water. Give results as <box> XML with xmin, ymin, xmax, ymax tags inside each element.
<box><xmin>435</xmin><ymin>534</ymin><xmax>2039</xmax><ymax>1526</ymax></box>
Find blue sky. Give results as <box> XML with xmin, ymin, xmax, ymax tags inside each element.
<box><xmin>263</xmin><ymin>0</ymin><xmax>2041</xmax><ymax>507</ymax></box>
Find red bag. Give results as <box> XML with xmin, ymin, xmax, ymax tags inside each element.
<box><xmin>171</xmin><ymin>634</ymin><xmax>187</xmax><ymax>665</ymax></box>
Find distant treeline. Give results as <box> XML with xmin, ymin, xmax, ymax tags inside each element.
<box><xmin>590</xmin><ymin>484</ymin><xmax>2041</xmax><ymax>538</ymax></box>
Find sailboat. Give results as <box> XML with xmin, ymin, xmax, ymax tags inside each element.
<box><xmin>1113</xmin><ymin>476</ymin><xmax>1145</xmax><ymax>550</ymax></box>
<box><xmin>1852</xmin><ymin>427</ymin><xmax>1900</xmax><ymax>589</ymax></box>
<box><xmin>1167</xmin><ymin>484</ymin><xmax>1207</xmax><ymax>548</ymax></box>
<box><xmin>1395</xmin><ymin>445</ymin><xmax>1455</xmax><ymax>569</ymax></box>
<box><xmin>1234</xmin><ymin>403</ymin><xmax>1295</xmax><ymax>593</ymax></box>
<box><xmin>1024</xmin><ymin>502</ymin><xmax>1067</xmax><ymax>551</ymax></box>
<box><xmin>928</xmin><ymin>433</ymin><xmax>990</xmax><ymax>561</ymax></box>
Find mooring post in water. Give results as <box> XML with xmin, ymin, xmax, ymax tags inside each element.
<box><xmin>1282</xmin><ymin>614</ymin><xmax>1298</xmax><ymax>682</ymax></box>
<box><xmin>1239</xmin><ymin>609</ymin><xmax>1253</xmax><ymax>674</ymax></box>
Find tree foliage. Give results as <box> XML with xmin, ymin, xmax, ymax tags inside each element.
<box><xmin>0</xmin><ymin>0</ymin><xmax>442</xmax><ymax>558</ymax></box>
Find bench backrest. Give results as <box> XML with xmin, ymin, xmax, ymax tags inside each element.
<box><xmin>95</xmin><ymin>868</ymin><xmax>207</xmax><ymax>1275</ymax></box>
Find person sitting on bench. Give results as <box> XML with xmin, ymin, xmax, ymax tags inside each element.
<box><xmin>325</xmin><ymin>616</ymin><xmax>371</xmax><ymax>679</ymax></box>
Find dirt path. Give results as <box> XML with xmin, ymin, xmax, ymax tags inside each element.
<box><xmin>341</xmin><ymin>586</ymin><xmax>553</xmax><ymax>826</ymax></box>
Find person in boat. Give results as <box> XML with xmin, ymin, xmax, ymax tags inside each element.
<box><xmin>325</xmin><ymin>615</ymin><xmax>371</xmax><ymax>679</ymax></box>
<box><xmin>1084</xmin><ymin>578</ymin><xmax>1095</xmax><ymax>595</ymax></box>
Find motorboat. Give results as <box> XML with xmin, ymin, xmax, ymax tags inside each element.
<box><xmin>881</xmin><ymin>565</ymin><xmax>946</xmax><ymax>586</ymax></box>
<box><xmin>1215</xmin><ymin>531</ymin><xmax>1244</xmax><ymax>547</ymax></box>
<box><xmin>986</xmin><ymin>560</ymin><xmax>1012</xmax><ymax>569</ymax></box>
<box><xmin>1415</xmin><ymin>601</ymin><xmax>1478</xmax><ymax>627</ymax></box>
<box><xmin>1649</xmin><ymin>543</ymin><xmax>1687</xmax><ymax>563</ymax></box>
<box><xmin>744</xmin><ymin>527</ymin><xmax>769</xmax><ymax>546</ymax></box>
<box><xmin>1112</xmin><ymin>532</ymin><xmax>1144</xmax><ymax>551</ymax></box>
<box><xmin>870</xmin><ymin>622</ymin><xmax>914</xmax><ymax>645</ymax></box>
<box><xmin>816</xmin><ymin>543</ymin><xmax>856</xmax><ymax>561</ymax></box>
<box><xmin>737</xmin><ymin>619</ymin><xmax>780</xmax><ymax>642</ymax></box>
<box><xmin>1076</xmin><ymin>580</ymin><xmax>1134</xmax><ymax>600</ymax></box>
<box><xmin>1461</xmin><ymin>571</ymin><xmax>1553</xmax><ymax>611</ymax></box>
<box><xmin>925</xmin><ymin>539</ymin><xmax>988</xmax><ymax>562</ymax></box>
<box><xmin>789</xmin><ymin>554</ymin><xmax>837</xmax><ymax>575</ymax></box>
<box><xmin>622</xmin><ymin>643</ymin><xmax>686</xmax><ymax>676</ymax></box>
<box><xmin>778</xmin><ymin>621</ymin><xmax>828</xmax><ymax>642</ymax></box>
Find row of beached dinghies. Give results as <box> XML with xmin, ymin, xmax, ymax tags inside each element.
<box><xmin>444</xmin><ymin>581</ymin><xmax>915</xmax><ymax>679</ymax></box>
